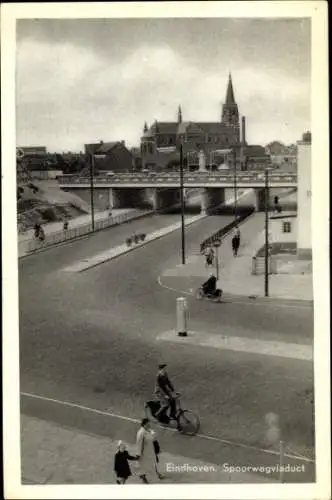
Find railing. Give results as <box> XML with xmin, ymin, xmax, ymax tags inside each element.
<box><xmin>200</xmin><ymin>208</ymin><xmax>254</xmax><ymax>253</ymax></box>
<box><xmin>58</xmin><ymin>172</ymin><xmax>298</xmax><ymax>185</ymax></box>
<box><xmin>26</xmin><ymin>209</ymin><xmax>153</xmax><ymax>254</ymax></box>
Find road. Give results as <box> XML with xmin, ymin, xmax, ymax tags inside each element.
<box><xmin>19</xmin><ymin>193</ymin><xmax>314</xmax><ymax>482</ymax></box>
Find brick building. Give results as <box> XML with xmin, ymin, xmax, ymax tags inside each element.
<box><xmin>140</xmin><ymin>73</ymin><xmax>269</xmax><ymax>171</ymax></box>
<box><xmin>84</xmin><ymin>141</ymin><xmax>134</xmax><ymax>173</ymax></box>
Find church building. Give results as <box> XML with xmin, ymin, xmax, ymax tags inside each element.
<box><xmin>140</xmin><ymin>73</ymin><xmax>267</xmax><ymax>171</ymax></box>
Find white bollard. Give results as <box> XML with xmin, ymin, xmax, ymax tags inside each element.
<box><xmin>176</xmin><ymin>297</ymin><xmax>188</xmax><ymax>337</ymax></box>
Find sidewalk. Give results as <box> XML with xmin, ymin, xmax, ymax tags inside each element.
<box><xmin>161</xmin><ymin>213</ymin><xmax>313</xmax><ymax>302</ymax></box>
<box><xmin>18</xmin><ymin>208</ymin><xmax>136</xmax><ymax>243</ymax></box>
<box><xmin>61</xmin><ymin>190</ymin><xmax>254</xmax><ymax>273</ymax></box>
<box><xmin>18</xmin><ymin>209</ymin><xmax>140</xmax><ymax>258</ymax></box>
<box><xmin>62</xmin><ymin>214</ymin><xmax>207</xmax><ymax>272</ymax></box>
<box><xmin>21</xmin><ymin>415</ymin><xmax>273</xmax><ymax>484</ymax></box>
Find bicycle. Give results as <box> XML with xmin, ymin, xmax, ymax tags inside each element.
<box><xmin>144</xmin><ymin>392</ymin><xmax>200</xmax><ymax>436</ymax></box>
<box><xmin>195</xmin><ymin>286</ymin><xmax>223</xmax><ymax>302</ymax></box>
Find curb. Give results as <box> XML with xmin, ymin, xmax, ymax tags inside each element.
<box><xmin>76</xmin><ymin>215</ymin><xmax>208</xmax><ymax>272</ymax></box>
<box><xmin>18</xmin><ymin>210</ymin><xmax>155</xmax><ymax>259</ymax></box>
<box><xmin>158</xmin><ymin>213</ymin><xmax>313</xmax><ymax>305</ymax></box>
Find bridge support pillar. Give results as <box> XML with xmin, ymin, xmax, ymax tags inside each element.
<box><xmin>200</xmin><ymin>188</ymin><xmax>225</xmax><ymax>214</ymax></box>
<box><xmin>254</xmin><ymin>188</ymin><xmax>269</xmax><ymax>212</ymax></box>
<box><xmin>109</xmin><ymin>188</ymin><xmax>122</xmax><ymax>209</ymax></box>
<box><xmin>141</xmin><ymin>188</ymin><xmax>164</xmax><ymax>210</ymax></box>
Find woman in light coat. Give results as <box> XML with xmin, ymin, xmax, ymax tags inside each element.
<box><xmin>135</xmin><ymin>418</ymin><xmax>162</xmax><ymax>483</ymax></box>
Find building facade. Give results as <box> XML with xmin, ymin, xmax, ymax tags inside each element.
<box><xmin>84</xmin><ymin>140</ymin><xmax>134</xmax><ymax>173</ymax></box>
<box><xmin>297</xmin><ymin>133</ymin><xmax>312</xmax><ymax>259</ymax></box>
<box><xmin>139</xmin><ymin>73</ymin><xmax>269</xmax><ymax>171</ymax></box>
<box><xmin>17</xmin><ymin>146</ymin><xmax>64</xmax><ymax>181</ymax></box>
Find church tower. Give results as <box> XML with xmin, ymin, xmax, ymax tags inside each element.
<box><xmin>221</xmin><ymin>73</ymin><xmax>239</xmax><ymax>127</ymax></box>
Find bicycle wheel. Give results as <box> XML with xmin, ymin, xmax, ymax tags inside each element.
<box><xmin>177</xmin><ymin>410</ymin><xmax>200</xmax><ymax>435</ymax></box>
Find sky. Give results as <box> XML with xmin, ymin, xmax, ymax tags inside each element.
<box><xmin>16</xmin><ymin>17</ymin><xmax>311</xmax><ymax>152</ymax></box>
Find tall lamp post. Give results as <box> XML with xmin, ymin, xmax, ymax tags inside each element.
<box><xmin>213</xmin><ymin>239</ymin><xmax>221</xmax><ymax>279</ymax></box>
<box><xmin>233</xmin><ymin>149</ymin><xmax>238</xmax><ymax>220</ymax></box>
<box><xmin>264</xmin><ymin>167</ymin><xmax>269</xmax><ymax>297</ymax></box>
<box><xmin>89</xmin><ymin>150</ymin><xmax>95</xmax><ymax>232</ymax></box>
<box><xmin>179</xmin><ymin>141</ymin><xmax>186</xmax><ymax>264</ymax></box>
<box><xmin>157</xmin><ymin>143</ymin><xmax>185</xmax><ymax>264</ymax></box>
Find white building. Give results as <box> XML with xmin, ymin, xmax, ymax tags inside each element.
<box><xmin>269</xmin><ymin>212</ymin><xmax>297</xmax><ymax>244</ymax></box>
<box><xmin>297</xmin><ymin>136</ymin><xmax>312</xmax><ymax>259</ymax></box>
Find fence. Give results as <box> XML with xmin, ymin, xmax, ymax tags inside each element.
<box><xmin>199</xmin><ymin>208</ymin><xmax>255</xmax><ymax>253</ymax></box>
<box><xmin>26</xmin><ymin>209</ymin><xmax>153</xmax><ymax>254</ymax></box>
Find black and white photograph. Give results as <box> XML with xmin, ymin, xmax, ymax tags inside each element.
<box><xmin>2</xmin><ymin>2</ymin><xmax>330</xmax><ymax>499</ymax></box>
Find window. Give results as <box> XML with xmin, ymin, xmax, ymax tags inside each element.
<box><xmin>148</xmin><ymin>144</ymin><xmax>153</xmax><ymax>154</ymax></box>
<box><xmin>283</xmin><ymin>221</ymin><xmax>292</xmax><ymax>233</ymax></box>
<box><xmin>169</xmin><ymin>137</ymin><xmax>173</xmax><ymax>145</ymax></box>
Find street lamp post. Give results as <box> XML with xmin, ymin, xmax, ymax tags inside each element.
<box><xmin>157</xmin><ymin>143</ymin><xmax>185</xmax><ymax>264</ymax></box>
<box><xmin>213</xmin><ymin>239</ymin><xmax>221</xmax><ymax>279</ymax></box>
<box><xmin>233</xmin><ymin>150</ymin><xmax>237</xmax><ymax>220</ymax></box>
<box><xmin>89</xmin><ymin>151</ymin><xmax>95</xmax><ymax>231</ymax></box>
<box><xmin>264</xmin><ymin>167</ymin><xmax>269</xmax><ymax>297</ymax></box>
<box><xmin>179</xmin><ymin>141</ymin><xmax>186</xmax><ymax>265</ymax></box>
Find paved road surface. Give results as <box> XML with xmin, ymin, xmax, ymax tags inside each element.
<box><xmin>19</xmin><ymin>193</ymin><xmax>314</xmax><ymax>482</ymax></box>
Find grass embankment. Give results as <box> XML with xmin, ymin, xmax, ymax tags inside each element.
<box><xmin>17</xmin><ymin>181</ymin><xmax>90</xmax><ymax>232</ymax></box>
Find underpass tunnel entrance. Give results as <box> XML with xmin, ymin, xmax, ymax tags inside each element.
<box><xmin>155</xmin><ymin>188</ymin><xmax>180</xmax><ymax>211</ymax></box>
<box><xmin>111</xmin><ymin>188</ymin><xmax>155</xmax><ymax>209</ymax></box>
<box><xmin>201</xmin><ymin>188</ymin><xmax>225</xmax><ymax>214</ymax></box>
<box><xmin>254</xmin><ymin>188</ymin><xmax>268</xmax><ymax>212</ymax></box>
<box><xmin>158</xmin><ymin>188</ymin><xmax>203</xmax><ymax>214</ymax></box>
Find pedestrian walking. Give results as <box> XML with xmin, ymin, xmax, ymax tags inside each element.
<box><xmin>38</xmin><ymin>226</ymin><xmax>45</xmax><ymax>242</ymax></box>
<box><xmin>204</xmin><ymin>247</ymin><xmax>214</xmax><ymax>267</ymax></box>
<box><xmin>63</xmin><ymin>219</ymin><xmax>69</xmax><ymax>231</ymax></box>
<box><xmin>34</xmin><ymin>223</ymin><xmax>41</xmax><ymax>239</ymax></box>
<box><xmin>135</xmin><ymin>418</ymin><xmax>163</xmax><ymax>483</ymax></box>
<box><xmin>232</xmin><ymin>226</ymin><xmax>240</xmax><ymax>257</ymax></box>
<box><xmin>113</xmin><ymin>440</ymin><xmax>139</xmax><ymax>484</ymax></box>
<box><xmin>232</xmin><ymin>235</ymin><xmax>240</xmax><ymax>257</ymax></box>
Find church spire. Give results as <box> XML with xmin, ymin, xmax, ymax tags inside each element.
<box><xmin>177</xmin><ymin>105</ymin><xmax>182</xmax><ymax>124</ymax></box>
<box><xmin>221</xmin><ymin>72</ymin><xmax>240</xmax><ymax>143</ymax></box>
<box><xmin>225</xmin><ymin>72</ymin><xmax>235</xmax><ymax>104</ymax></box>
<box><xmin>143</xmin><ymin>121</ymin><xmax>148</xmax><ymax>133</ymax></box>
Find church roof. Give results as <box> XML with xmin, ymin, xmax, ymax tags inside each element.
<box><xmin>146</xmin><ymin>120</ymin><xmax>231</xmax><ymax>137</ymax></box>
<box><xmin>149</xmin><ymin>121</ymin><xmax>178</xmax><ymax>135</ymax></box>
<box><xmin>177</xmin><ymin>121</ymin><xmax>191</xmax><ymax>134</ymax></box>
<box><xmin>197</xmin><ymin>122</ymin><xmax>229</xmax><ymax>133</ymax></box>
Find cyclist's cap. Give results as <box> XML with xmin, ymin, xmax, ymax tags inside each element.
<box><xmin>158</xmin><ymin>363</ymin><xmax>167</xmax><ymax>369</ymax></box>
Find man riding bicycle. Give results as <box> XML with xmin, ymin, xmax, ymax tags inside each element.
<box><xmin>154</xmin><ymin>363</ymin><xmax>177</xmax><ymax>422</ymax></box>
<box><xmin>202</xmin><ymin>272</ymin><xmax>219</xmax><ymax>297</ymax></box>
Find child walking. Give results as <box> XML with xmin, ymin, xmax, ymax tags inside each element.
<box><xmin>114</xmin><ymin>440</ymin><xmax>138</xmax><ymax>484</ymax></box>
